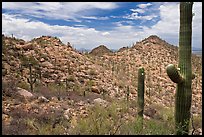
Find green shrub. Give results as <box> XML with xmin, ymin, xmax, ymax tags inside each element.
<box><xmin>17</xmin><ymin>81</ymin><xmax>30</xmax><ymax>91</ymax></box>
<box><xmin>89</xmin><ymin>69</ymin><xmax>97</xmax><ymax>76</ymax></box>
<box><xmin>70</xmin><ymin>100</ymin><xmax>129</xmax><ymax>135</ymax></box>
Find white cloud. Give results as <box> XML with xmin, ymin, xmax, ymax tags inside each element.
<box><xmin>126</xmin><ymin>2</ymin><xmax>157</xmax><ymax>21</ymax></box>
<box><xmin>2</xmin><ymin>2</ymin><xmax>202</xmax><ymax>50</ymax></box>
<box><xmin>126</xmin><ymin>12</ymin><xmax>157</xmax><ymax>21</ymax></box>
<box><xmin>102</xmin><ymin>32</ymin><xmax>110</xmax><ymax>36</ymax></box>
<box><xmin>130</xmin><ymin>2</ymin><xmax>202</xmax><ymax>50</ymax></box>
<box><xmin>2</xmin><ymin>2</ymin><xmax>118</xmax><ymax>21</ymax></box>
<box><xmin>130</xmin><ymin>8</ymin><xmax>145</xmax><ymax>14</ymax></box>
<box><xmin>81</xmin><ymin>16</ymin><xmax>109</xmax><ymax>20</ymax></box>
<box><xmin>138</xmin><ymin>3</ymin><xmax>152</xmax><ymax>9</ymax></box>
<box><xmin>192</xmin><ymin>2</ymin><xmax>202</xmax><ymax>49</ymax></box>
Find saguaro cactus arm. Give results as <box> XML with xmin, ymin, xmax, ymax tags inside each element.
<box><xmin>166</xmin><ymin>64</ymin><xmax>184</xmax><ymax>83</ymax></box>
<box><xmin>167</xmin><ymin>64</ymin><xmax>195</xmax><ymax>83</ymax></box>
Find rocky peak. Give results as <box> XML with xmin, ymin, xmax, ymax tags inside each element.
<box><xmin>118</xmin><ymin>46</ymin><xmax>129</xmax><ymax>52</ymax></box>
<box><xmin>89</xmin><ymin>45</ymin><xmax>113</xmax><ymax>56</ymax></box>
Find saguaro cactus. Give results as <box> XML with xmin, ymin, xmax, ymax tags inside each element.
<box><xmin>27</xmin><ymin>63</ymin><xmax>37</xmax><ymax>92</ymax></box>
<box><xmin>126</xmin><ymin>85</ymin><xmax>130</xmax><ymax>102</ymax></box>
<box><xmin>166</xmin><ymin>2</ymin><xmax>194</xmax><ymax>135</ymax></box>
<box><xmin>137</xmin><ymin>67</ymin><xmax>145</xmax><ymax>122</ymax></box>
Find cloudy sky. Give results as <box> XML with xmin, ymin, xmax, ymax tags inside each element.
<box><xmin>2</xmin><ymin>2</ymin><xmax>202</xmax><ymax>50</ymax></box>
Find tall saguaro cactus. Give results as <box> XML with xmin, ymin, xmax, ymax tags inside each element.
<box><xmin>166</xmin><ymin>2</ymin><xmax>194</xmax><ymax>135</ymax></box>
<box><xmin>137</xmin><ymin>67</ymin><xmax>145</xmax><ymax>124</ymax></box>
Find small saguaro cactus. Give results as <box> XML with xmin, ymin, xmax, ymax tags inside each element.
<box><xmin>83</xmin><ymin>88</ymin><xmax>86</xmax><ymax>97</ymax></box>
<box><xmin>137</xmin><ymin>67</ymin><xmax>145</xmax><ymax>123</ymax></box>
<box><xmin>166</xmin><ymin>2</ymin><xmax>194</xmax><ymax>135</ymax></box>
<box><xmin>27</xmin><ymin>63</ymin><xmax>37</xmax><ymax>92</ymax></box>
<box><xmin>126</xmin><ymin>85</ymin><xmax>130</xmax><ymax>102</ymax></box>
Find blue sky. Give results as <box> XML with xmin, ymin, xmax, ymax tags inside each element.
<box><xmin>2</xmin><ymin>2</ymin><xmax>202</xmax><ymax>50</ymax></box>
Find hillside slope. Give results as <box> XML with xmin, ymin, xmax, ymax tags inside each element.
<box><xmin>2</xmin><ymin>34</ymin><xmax>202</xmax><ymax>135</ymax></box>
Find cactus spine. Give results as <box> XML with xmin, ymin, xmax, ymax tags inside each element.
<box><xmin>166</xmin><ymin>2</ymin><xmax>193</xmax><ymax>135</ymax></box>
<box><xmin>27</xmin><ymin>63</ymin><xmax>37</xmax><ymax>92</ymax></box>
<box><xmin>137</xmin><ymin>67</ymin><xmax>145</xmax><ymax>124</ymax></box>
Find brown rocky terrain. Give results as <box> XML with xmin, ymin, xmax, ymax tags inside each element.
<box><xmin>93</xmin><ymin>35</ymin><xmax>202</xmax><ymax>112</ymax></box>
<box><xmin>2</xmin><ymin>34</ymin><xmax>202</xmax><ymax>135</ymax></box>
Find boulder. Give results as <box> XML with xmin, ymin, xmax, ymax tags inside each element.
<box><xmin>51</xmin><ymin>96</ymin><xmax>59</xmax><ymax>102</ymax></box>
<box><xmin>41</xmin><ymin>61</ymin><xmax>53</xmax><ymax>68</ymax></box>
<box><xmin>93</xmin><ymin>98</ymin><xmax>108</xmax><ymax>107</ymax></box>
<box><xmin>37</xmin><ymin>96</ymin><xmax>49</xmax><ymax>103</ymax></box>
<box><xmin>91</xmin><ymin>86</ymin><xmax>100</xmax><ymax>94</ymax></box>
<box><xmin>22</xmin><ymin>43</ymin><xmax>34</xmax><ymax>50</ymax></box>
<box><xmin>17</xmin><ymin>87</ymin><xmax>34</xmax><ymax>98</ymax></box>
<box><xmin>40</xmin><ymin>58</ymin><xmax>45</xmax><ymax>62</ymax></box>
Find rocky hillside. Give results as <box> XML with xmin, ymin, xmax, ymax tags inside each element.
<box><xmin>89</xmin><ymin>45</ymin><xmax>113</xmax><ymax>56</ymax></box>
<box><xmin>93</xmin><ymin>35</ymin><xmax>202</xmax><ymax>114</ymax></box>
<box><xmin>2</xmin><ymin>34</ymin><xmax>202</xmax><ymax>135</ymax></box>
<box><xmin>2</xmin><ymin>35</ymin><xmax>121</xmax><ymax>96</ymax></box>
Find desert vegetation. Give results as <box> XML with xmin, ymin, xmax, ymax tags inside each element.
<box><xmin>2</xmin><ymin>2</ymin><xmax>202</xmax><ymax>135</ymax></box>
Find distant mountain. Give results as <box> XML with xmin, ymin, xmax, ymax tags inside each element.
<box><xmin>118</xmin><ymin>46</ymin><xmax>129</xmax><ymax>52</ymax></box>
<box><xmin>192</xmin><ymin>47</ymin><xmax>202</xmax><ymax>51</ymax></box>
<box><xmin>89</xmin><ymin>45</ymin><xmax>113</xmax><ymax>56</ymax></box>
<box><xmin>77</xmin><ymin>48</ymin><xmax>91</xmax><ymax>53</ymax></box>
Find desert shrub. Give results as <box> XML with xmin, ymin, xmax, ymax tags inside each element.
<box><xmin>70</xmin><ymin>99</ymin><xmax>176</xmax><ymax>135</ymax></box>
<box><xmin>89</xmin><ymin>69</ymin><xmax>97</xmax><ymax>76</ymax></box>
<box><xmin>86</xmin><ymin>80</ymin><xmax>95</xmax><ymax>87</ymax></box>
<box><xmin>20</xmin><ymin>55</ymin><xmax>39</xmax><ymax>67</ymax></box>
<box><xmin>3</xmin><ymin>107</ymin><xmax>30</xmax><ymax>135</ymax></box>
<box><xmin>2</xmin><ymin>79</ymin><xmax>18</xmax><ymax>97</ymax></box>
<box><xmin>17</xmin><ymin>81</ymin><xmax>30</xmax><ymax>91</ymax></box>
<box><xmin>3</xmin><ymin>105</ymin><xmax>70</xmax><ymax>135</ymax></box>
<box><xmin>24</xmin><ymin>108</ymin><xmax>70</xmax><ymax>135</ymax></box>
<box><xmin>2</xmin><ymin>118</ymin><xmax>29</xmax><ymax>135</ymax></box>
<box><xmin>191</xmin><ymin>114</ymin><xmax>202</xmax><ymax>128</ymax></box>
<box><xmin>70</xmin><ymin>100</ymin><xmax>130</xmax><ymax>135</ymax></box>
<box><xmin>143</xmin><ymin>118</ymin><xmax>174</xmax><ymax>135</ymax></box>
<box><xmin>67</xmin><ymin>75</ymin><xmax>75</xmax><ymax>82</ymax></box>
<box><xmin>35</xmin><ymin>83</ymin><xmax>68</xmax><ymax>100</ymax></box>
<box><xmin>189</xmin><ymin>114</ymin><xmax>202</xmax><ymax>134</ymax></box>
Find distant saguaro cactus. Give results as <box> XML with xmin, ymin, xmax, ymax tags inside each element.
<box><xmin>166</xmin><ymin>2</ymin><xmax>194</xmax><ymax>135</ymax></box>
<box><xmin>137</xmin><ymin>67</ymin><xmax>145</xmax><ymax>125</ymax></box>
<box><xmin>126</xmin><ymin>85</ymin><xmax>130</xmax><ymax>102</ymax></box>
<box><xmin>27</xmin><ymin>63</ymin><xmax>37</xmax><ymax>92</ymax></box>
